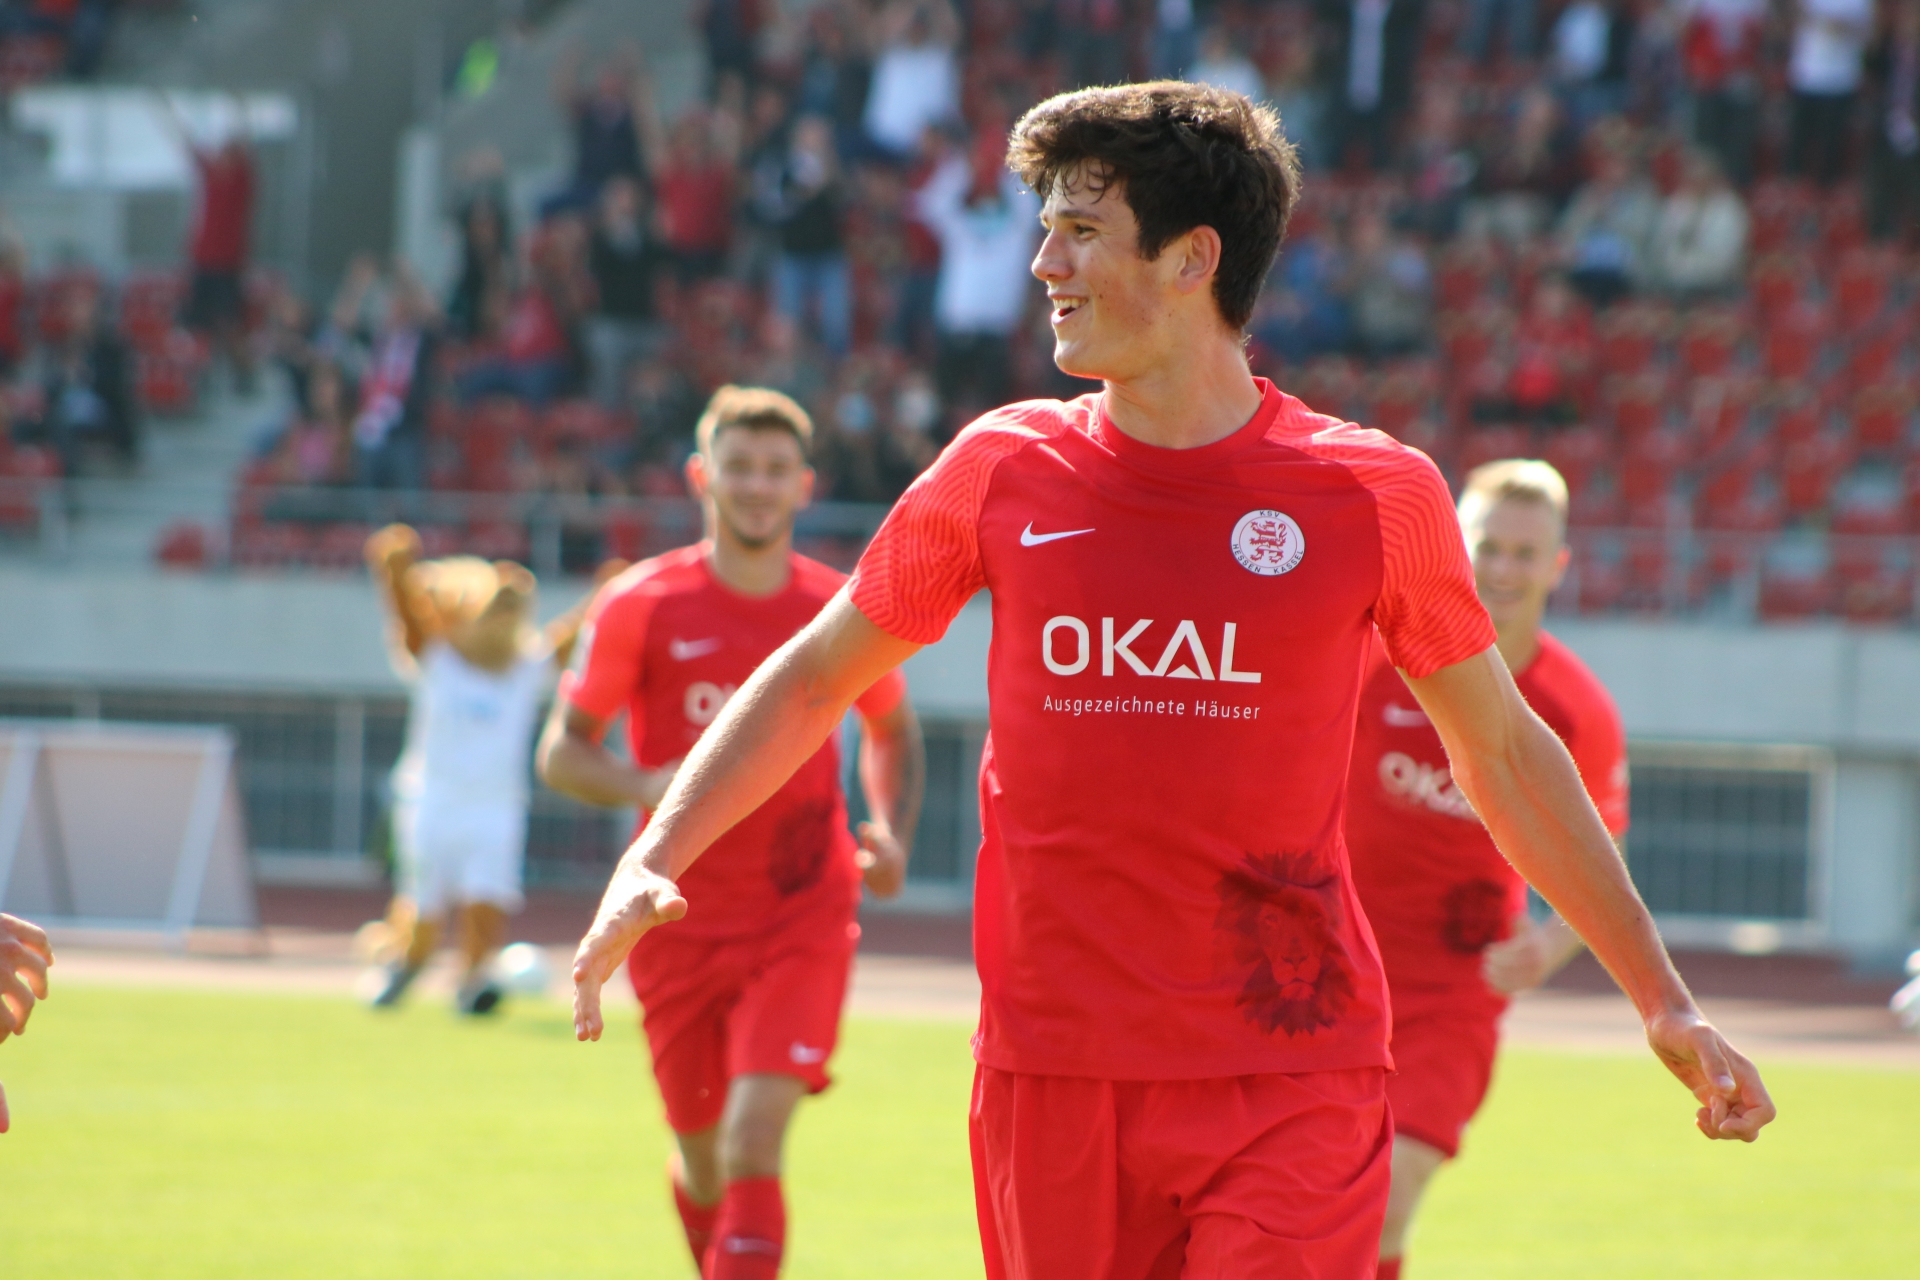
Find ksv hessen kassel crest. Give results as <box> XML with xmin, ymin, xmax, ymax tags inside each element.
<box><xmin>1231</xmin><ymin>509</ymin><xmax>1306</xmax><ymax>576</ymax></box>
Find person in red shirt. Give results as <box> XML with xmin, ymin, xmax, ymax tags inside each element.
<box><xmin>538</xmin><ymin>385</ymin><xmax>924</xmax><ymax>1279</ymax></box>
<box><xmin>158</xmin><ymin>95</ymin><xmax>257</xmax><ymax>390</ymax></box>
<box><xmin>567</xmin><ymin>82</ymin><xmax>1774</xmax><ymax>1279</ymax></box>
<box><xmin>1348</xmin><ymin>459</ymin><xmax>1628</xmax><ymax>1280</ymax></box>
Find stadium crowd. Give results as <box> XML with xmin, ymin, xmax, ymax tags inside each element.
<box><xmin>1</xmin><ymin>0</ymin><xmax>1918</xmax><ymax>612</ymax></box>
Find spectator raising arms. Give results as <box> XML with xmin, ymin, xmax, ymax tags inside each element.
<box><xmin>1865</xmin><ymin>0</ymin><xmax>1920</xmax><ymax>241</ymax></box>
<box><xmin>551</xmin><ymin>42</ymin><xmax>653</xmax><ymax>209</ymax></box>
<box><xmin>156</xmin><ymin>92</ymin><xmax>257</xmax><ymax>393</ymax></box>
<box><xmin>862</xmin><ymin>0</ymin><xmax>960</xmax><ymax>160</ymax></box>
<box><xmin>1647</xmin><ymin>148</ymin><xmax>1750</xmax><ymax>299</ymax></box>
<box><xmin>769</xmin><ymin>116</ymin><xmax>852</xmax><ymax>357</ymax></box>
<box><xmin>913</xmin><ymin>145</ymin><xmax>1040</xmax><ymax>431</ymax></box>
<box><xmin>585</xmin><ymin>176</ymin><xmax>671</xmax><ymax>408</ymax></box>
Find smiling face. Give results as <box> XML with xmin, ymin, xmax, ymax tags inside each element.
<box><xmin>689</xmin><ymin>425</ymin><xmax>814</xmax><ymax>552</ymax></box>
<box><xmin>1466</xmin><ymin>495</ymin><xmax>1569</xmax><ymax>636</ymax></box>
<box><xmin>1032</xmin><ymin>167</ymin><xmax>1218</xmax><ymax>384</ymax></box>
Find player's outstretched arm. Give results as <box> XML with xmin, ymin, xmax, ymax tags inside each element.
<box><xmin>571</xmin><ymin>592</ymin><xmax>920</xmax><ymax>1041</ymax></box>
<box><xmin>0</xmin><ymin>912</ymin><xmax>54</xmax><ymax>1136</ymax></box>
<box><xmin>1407</xmin><ymin>648</ymin><xmax>1776</xmax><ymax>1142</ymax></box>
<box><xmin>854</xmin><ymin>697</ymin><xmax>925</xmax><ymax>899</ymax></box>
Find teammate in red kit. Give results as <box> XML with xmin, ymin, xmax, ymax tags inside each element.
<box><xmin>537</xmin><ymin>386</ymin><xmax>925</xmax><ymax>1278</ymax></box>
<box><xmin>568</xmin><ymin>83</ymin><xmax>1774</xmax><ymax>1278</ymax></box>
<box><xmin>1348</xmin><ymin>460</ymin><xmax>1628</xmax><ymax>1280</ymax></box>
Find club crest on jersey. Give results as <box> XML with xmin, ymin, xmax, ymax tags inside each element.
<box><xmin>1231</xmin><ymin>510</ymin><xmax>1305</xmax><ymax>576</ymax></box>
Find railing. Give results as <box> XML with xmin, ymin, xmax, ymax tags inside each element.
<box><xmin>0</xmin><ymin>476</ymin><xmax>896</xmax><ymax>577</ymax></box>
<box><xmin>3</xmin><ymin>474</ymin><xmax>1916</xmax><ymax>625</ymax></box>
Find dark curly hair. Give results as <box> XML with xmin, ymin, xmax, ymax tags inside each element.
<box><xmin>1006</xmin><ymin>80</ymin><xmax>1301</xmax><ymax>332</ymax></box>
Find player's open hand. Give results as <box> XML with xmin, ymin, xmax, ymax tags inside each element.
<box><xmin>0</xmin><ymin>912</ymin><xmax>52</xmax><ymax>1045</ymax></box>
<box><xmin>1645</xmin><ymin>1006</ymin><xmax>1776</xmax><ymax>1142</ymax></box>
<box><xmin>856</xmin><ymin>821</ymin><xmax>908</xmax><ymax>899</ymax></box>
<box><xmin>572</xmin><ymin>864</ymin><xmax>686</xmax><ymax>1042</ymax></box>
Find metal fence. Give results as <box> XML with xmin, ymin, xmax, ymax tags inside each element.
<box><xmin>1623</xmin><ymin>743</ymin><xmax>1830</xmax><ymax>931</ymax></box>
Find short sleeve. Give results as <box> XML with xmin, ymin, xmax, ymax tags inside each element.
<box><xmin>848</xmin><ymin>417</ymin><xmax>1036</xmax><ymax>644</ymax></box>
<box><xmin>1569</xmin><ymin>681</ymin><xmax>1631</xmax><ymax>837</ymax></box>
<box><xmin>853</xmin><ymin>667</ymin><xmax>908</xmax><ymax>720</ymax></box>
<box><xmin>1366</xmin><ymin>451</ymin><xmax>1497</xmax><ymax>678</ymax></box>
<box><xmin>558</xmin><ymin>585</ymin><xmax>652</xmax><ymax>733</ymax></box>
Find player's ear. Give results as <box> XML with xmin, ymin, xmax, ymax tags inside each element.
<box><xmin>1173</xmin><ymin>224</ymin><xmax>1222</xmax><ymax>298</ymax></box>
<box><xmin>1549</xmin><ymin>542</ymin><xmax>1572</xmax><ymax>592</ymax></box>
<box><xmin>685</xmin><ymin>450</ymin><xmax>710</xmax><ymax>498</ymax></box>
<box><xmin>797</xmin><ymin>463</ymin><xmax>815</xmax><ymax>509</ymax></box>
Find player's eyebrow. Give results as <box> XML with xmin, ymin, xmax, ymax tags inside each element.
<box><xmin>1042</xmin><ymin>202</ymin><xmax>1106</xmax><ymax>229</ymax></box>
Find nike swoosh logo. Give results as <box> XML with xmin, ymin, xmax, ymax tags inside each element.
<box><xmin>668</xmin><ymin>637</ymin><xmax>722</xmax><ymax>661</ymax></box>
<box><xmin>790</xmin><ymin>1042</ymin><xmax>828</xmax><ymax>1064</ymax></box>
<box><xmin>1383</xmin><ymin>703</ymin><xmax>1431</xmax><ymax>727</ymax></box>
<box><xmin>1020</xmin><ymin>523</ymin><xmax>1095</xmax><ymax>547</ymax></box>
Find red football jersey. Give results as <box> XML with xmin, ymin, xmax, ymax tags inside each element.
<box><xmin>1345</xmin><ymin>629</ymin><xmax>1629</xmax><ymax>995</ymax></box>
<box><xmin>563</xmin><ymin>543</ymin><xmax>905</xmax><ymax>939</ymax></box>
<box><xmin>848</xmin><ymin>380</ymin><xmax>1497</xmax><ymax>1079</ymax></box>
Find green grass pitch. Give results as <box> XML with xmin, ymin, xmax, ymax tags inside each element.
<box><xmin>1</xmin><ymin>985</ymin><xmax>1915</xmax><ymax>1277</ymax></box>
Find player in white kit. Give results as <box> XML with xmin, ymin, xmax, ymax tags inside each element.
<box><xmin>362</xmin><ymin>524</ymin><xmax>620</xmax><ymax>1013</ymax></box>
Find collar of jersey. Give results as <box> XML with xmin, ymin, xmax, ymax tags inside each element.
<box><xmin>1091</xmin><ymin>377</ymin><xmax>1290</xmax><ymax>473</ymax></box>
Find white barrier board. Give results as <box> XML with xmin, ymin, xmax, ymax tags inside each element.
<box><xmin>0</xmin><ymin>721</ymin><xmax>257</xmax><ymax>939</ymax></box>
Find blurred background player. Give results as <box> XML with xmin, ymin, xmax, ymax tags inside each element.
<box><xmin>538</xmin><ymin>385</ymin><xmax>924</xmax><ymax>1278</ymax></box>
<box><xmin>0</xmin><ymin>912</ymin><xmax>53</xmax><ymax>1135</ymax></box>
<box><xmin>1346</xmin><ymin>459</ymin><xmax>1630</xmax><ymax>1280</ymax></box>
<box><xmin>360</xmin><ymin>525</ymin><xmax>619</xmax><ymax>1014</ymax></box>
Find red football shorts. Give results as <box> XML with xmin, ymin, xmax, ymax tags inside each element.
<box><xmin>1384</xmin><ymin>984</ymin><xmax>1504</xmax><ymax>1159</ymax></box>
<box><xmin>969</xmin><ymin>1064</ymin><xmax>1392</xmax><ymax>1280</ymax></box>
<box><xmin>627</xmin><ymin>901</ymin><xmax>858</xmax><ymax>1135</ymax></box>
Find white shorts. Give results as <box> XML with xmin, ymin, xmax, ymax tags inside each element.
<box><xmin>395</xmin><ymin>794</ymin><xmax>528</xmax><ymax>914</ymax></box>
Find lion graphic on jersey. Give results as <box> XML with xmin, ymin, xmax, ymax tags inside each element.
<box><xmin>1215</xmin><ymin>851</ymin><xmax>1356</xmax><ymax>1037</ymax></box>
<box><xmin>767</xmin><ymin>796</ymin><xmax>836</xmax><ymax>896</ymax></box>
<box><xmin>1441</xmin><ymin>878</ymin><xmax>1512</xmax><ymax>953</ymax></box>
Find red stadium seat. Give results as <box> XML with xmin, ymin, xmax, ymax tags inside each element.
<box><xmin>1831</xmin><ymin>248</ymin><xmax>1899</xmax><ymax>329</ymax></box>
<box><xmin>153</xmin><ymin>520</ymin><xmax>212</xmax><ymax>570</ymax></box>
<box><xmin>1456</xmin><ymin>425</ymin><xmax>1533</xmax><ymax>475</ymax></box>
<box><xmin>466</xmin><ymin>520</ymin><xmax>531</xmax><ymax>562</ymax></box>
<box><xmin>309</xmin><ymin>522</ymin><xmax>376</xmax><ymax>571</ymax></box>
<box><xmin>1836</xmin><ymin>556</ymin><xmax>1913</xmax><ymax>623</ymax></box>
<box><xmin>1842</xmin><ymin>325</ymin><xmax>1908</xmax><ymax>385</ymax></box>
<box><xmin>1847</xmin><ymin>382</ymin><xmax>1915</xmax><ymax>454</ymax></box>
<box><xmin>1595</xmin><ymin>305</ymin><xmax>1667</xmax><ymax>377</ymax></box>
<box><xmin>1762</xmin><ymin>303</ymin><xmax>1828</xmax><ymax>381</ymax></box>
<box><xmin>231</xmin><ymin>521</ymin><xmax>317</xmax><ymax>570</ymax></box>
<box><xmin>1747</xmin><ymin>253</ymin><xmax>1809</xmax><ymax>319</ymax></box>
<box><xmin>1434</xmin><ymin>245</ymin><xmax>1497</xmax><ymax>312</ymax></box>
<box><xmin>1572</xmin><ymin>538</ymin><xmax>1629</xmax><ymax>612</ymax></box>
<box><xmin>417</xmin><ymin>525</ymin><xmax>463</xmax><ymax>558</ymax></box>
<box><xmin>1820</xmin><ymin>188</ymin><xmax>1869</xmax><ymax>257</ymax></box>
<box><xmin>0</xmin><ymin>444</ymin><xmax>60</xmax><ymax>530</ymax></box>
<box><xmin>1541</xmin><ymin>426</ymin><xmax>1612</xmax><ymax>496</ymax></box>
<box><xmin>1607</xmin><ymin>373</ymin><xmax>1669</xmax><ymax>441</ymax></box>
<box><xmin>1831</xmin><ymin>464</ymin><xmax>1908</xmax><ymax>535</ymax></box>
<box><xmin>1677</xmin><ymin>309</ymin><xmax>1745</xmax><ymax>379</ymax></box>
<box><xmin>1780</xmin><ymin>434</ymin><xmax>1854</xmax><ymax>517</ymax></box>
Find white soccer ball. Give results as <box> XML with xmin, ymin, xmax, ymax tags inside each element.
<box><xmin>494</xmin><ymin>943</ymin><xmax>553</xmax><ymax>997</ymax></box>
<box><xmin>1892</xmin><ymin>976</ymin><xmax>1920</xmax><ymax>1034</ymax></box>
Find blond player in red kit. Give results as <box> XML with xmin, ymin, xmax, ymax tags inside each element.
<box><xmin>538</xmin><ymin>386</ymin><xmax>924</xmax><ymax>1278</ymax></box>
<box><xmin>567</xmin><ymin>83</ymin><xmax>1774</xmax><ymax>1279</ymax></box>
<box><xmin>1347</xmin><ymin>461</ymin><xmax>1628</xmax><ymax>1279</ymax></box>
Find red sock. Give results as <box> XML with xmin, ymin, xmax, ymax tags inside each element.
<box><xmin>671</xmin><ymin>1177</ymin><xmax>718</xmax><ymax>1270</ymax></box>
<box><xmin>706</xmin><ymin>1176</ymin><xmax>785</xmax><ymax>1280</ymax></box>
<box><xmin>1377</xmin><ymin>1258</ymin><xmax>1403</xmax><ymax>1280</ymax></box>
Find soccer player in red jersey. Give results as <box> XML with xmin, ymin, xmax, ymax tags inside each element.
<box><xmin>568</xmin><ymin>83</ymin><xmax>1775</xmax><ymax>1278</ymax></box>
<box><xmin>537</xmin><ymin>386</ymin><xmax>925</xmax><ymax>1278</ymax></box>
<box><xmin>1347</xmin><ymin>460</ymin><xmax>1628</xmax><ymax>1279</ymax></box>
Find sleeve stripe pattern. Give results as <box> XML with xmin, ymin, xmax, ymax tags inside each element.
<box><xmin>1289</xmin><ymin>422</ymin><xmax>1497</xmax><ymax>678</ymax></box>
<box><xmin>850</xmin><ymin>411</ymin><xmax>1059</xmax><ymax>644</ymax></box>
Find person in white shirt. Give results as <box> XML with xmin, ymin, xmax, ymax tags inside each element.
<box><xmin>1648</xmin><ymin>147</ymin><xmax>1750</xmax><ymax>297</ymax></box>
<box><xmin>1187</xmin><ymin>24</ymin><xmax>1265</xmax><ymax>102</ymax></box>
<box><xmin>1788</xmin><ymin>0</ymin><xmax>1875</xmax><ymax>185</ymax></box>
<box><xmin>361</xmin><ymin>525</ymin><xmax>622</xmax><ymax>1014</ymax></box>
<box><xmin>861</xmin><ymin>0</ymin><xmax>960</xmax><ymax>160</ymax></box>
<box><xmin>913</xmin><ymin>147</ymin><xmax>1042</xmax><ymax>425</ymax></box>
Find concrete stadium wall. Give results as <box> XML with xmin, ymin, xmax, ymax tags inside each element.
<box><xmin>1</xmin><ymin>568</ymin><xmax>1914</xmax><ymax>965</ymax></box>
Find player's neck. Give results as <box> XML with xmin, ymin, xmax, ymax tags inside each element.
<box><xmin>1100</xmin><ymin>336</ymin><xmax>1262</xmax><ymax>451</ymax></box>
<box><xmin>706</xmin><ymin>530</ymin><xmax>794</xmax><ymax>598</ymax></box>
<box><xmin>1494</xmin><ymin>617</ymin><xmax>1544</xmax><ymax>673</ymax></box>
